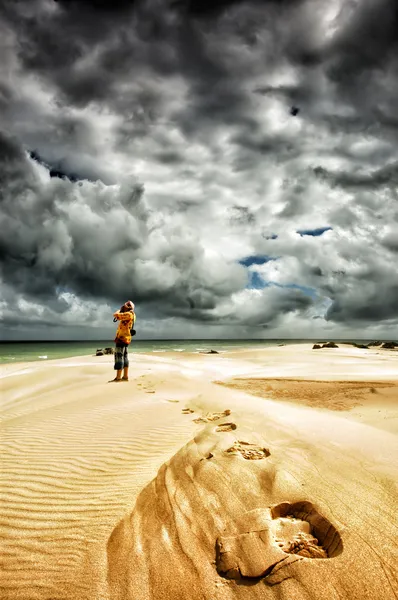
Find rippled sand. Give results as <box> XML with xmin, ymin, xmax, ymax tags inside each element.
<box><xmin>1</xmin><ymin>344</ymin><xmax>397</xmax><ymax>599</ymax></box>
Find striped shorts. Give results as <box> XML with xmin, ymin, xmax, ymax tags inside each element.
<box><xmin>114</xmin><ymin>343</ymin><xmax>129</xmax><ymax>370</ymax></box>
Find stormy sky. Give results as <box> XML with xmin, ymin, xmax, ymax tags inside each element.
<box><xmin>0</xmin><ymin>0</ymin><xmax>397</xmax><ymax>341</ymax></box>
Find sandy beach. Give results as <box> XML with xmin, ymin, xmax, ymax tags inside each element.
<box><xmin>1</xmin><ymin>343</ymin><xmax>398</xmax><ymax>600</ymax></box>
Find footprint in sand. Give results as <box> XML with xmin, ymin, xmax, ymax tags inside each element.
<box><xmin>270</xmin><ymin>501</ymin><xmax>343</xmax><ymax>559</ymax></box>
<box><xmin>193</xmin><ymin>409</ymin><xmax>231</xmax><ymax>424</ymax></box>
<box><xmin>216</xmin><ymin>501</ymin><xmax>342</xmax><ymax>581</ymax></box>
<box><xmin>182</xmin><ymin>408</ymin><xmax>195</xmax><ymax>414</ymax></box>
<box><xmin>167</xmin><ymin>400</ymin><xmax>180</xmax><ymax>403</ymax></box>
<box><xmin>225</xmin><ymin>440</ymin><xmax>270</xmax><ymax>460</ymax></box>
<box><xmin>272</xmin><ymin>516</ymin><xmax>327</xmax><ymax>558</ymax></box>
<box><xmin>216</xmin><ymin>422</ymin><xmax>237</xmax><ymax>432</ymax></box>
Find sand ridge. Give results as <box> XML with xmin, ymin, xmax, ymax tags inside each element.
<box><xmin>1</xmin><ymin>357</ymin><xmax>203</xmax><ymax>599</ymax></box>
<box><xmin>107</xmin><ymin>419</ymin><xmax>397</xmax><ymax>599</ymax></box>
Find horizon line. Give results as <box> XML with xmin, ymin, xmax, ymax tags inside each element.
<box><xmin>0</xmin><ymin>338</ymin><xmax>395</xmax><ymax>343</ymax></box>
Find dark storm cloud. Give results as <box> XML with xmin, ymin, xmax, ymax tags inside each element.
<box><xmin>154</xmin><ymin>150</ymin><xmax>185</xmax><ymax>165</ymax></box>
<box><xmin>326</xmin><ymin>0</ymin><xmax>398</xmax><ymax>84</ymax></box>
<box><xmin>313</xmin><ymin>163</ymin><xmax>398</xmax><ymax>190</ymax></box>
<box><xmin>236</xmin><ymin>287</ymin><xmax>314</xmax><ymax>327</ymax></box>
<box><xmin>176</xmin><ymin>282</ymin><xmax>316</xmax><ymax>327</ymax></box>
<box><xmin>229</xmin><ymin>206</ymin><xmax>256</xmax><ymax>226</ymax></box>
<box><xmin>56</xmin><ymin>0</ymin><xmax>302</xmax><ymax>19</ymax></box>
<box><xmin>2</xmin><ymin>0</ymin><xmax>397</xmax><ymax>122</ymax></box>
<box><xmin>55</xmin><ymin>0</ymin><xmax>139</xmax><ymax>12</ymax></box>
<box><xmin>313</xmin><ymin>243</ymin><xmax>398</xmax><ymax>324</ymax></box>
<box><xmin>0</xmin><ymin>0</ymin><xmax>200</xmax><ymax>108</ymax></box>
<box><xmin>0</xmin><ymin>131</ymin><xmax>143</xmax><ymax>301</ymax></box>
<box><xmin>1</xmin><ymin>0</ymin><xmax>254</xmax><ymax>133</ymax></box>
<box><xmin>230</xmin><ymin>127</ymin><xmax>298</xmax><ymax>173</ymax></box>
<box><xmin>252</xmin><ymin>1</ymin><xmax>398</xmax><ymax>144</ymax></box>
<box><xmin>0</xmin><ymin>129</ymin><xmax>22</xmax><ymax>162</ymax></box>
<box><xmin>0</xmin><ymin>131</ymin><xmax>246</xmax><ymax>322</ymax></box>
<box><xmin>326</xmin><ymin>284</ymin><xmax>398</xmax><ymax>323</ymax></box>
<box><xmin>29</xmin><ymin>151</ymin><xmax>90</xmax><ymax>182</ymax></box>
<box><xmin>381</xmin><ymin>229</ymin><xmax>398</xmax><ymax>253</ymax></box>
<box><xmin>0</xmin><ymin>132</ymin><xmax>35</xmax><ymax>194</ymax></box>
<box><xmin>1</xmin><ymin>0</ymin><xmax>398</xmax><ymax>338</ymax></box>
<box><xmin>1</xmin><ymin>0</ymin><xmax>148</xmax><ymax>108</ymax></box>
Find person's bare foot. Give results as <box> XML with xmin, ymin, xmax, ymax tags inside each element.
<box><xmin>121</xmin><ymin>377</ymin><xmax>129</xmax><ymax>382</ymax></box>
<box><xmin>108</xmin><ymin>378</ymin><xmax>122</xmax><ymax>383</ymax></box>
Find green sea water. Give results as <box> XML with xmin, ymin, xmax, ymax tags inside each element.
<box><xmin>0</xmin><ymin>339</ymin><xmax>281</xmax><ymax>364</ymax></box>
<box><xmin>0</xmin><ymin>339</ymin><xmax>384</xmax><ymax>365</ymax></box>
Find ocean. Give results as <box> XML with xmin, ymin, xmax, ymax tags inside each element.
<box><xmin>0</xmin><ymin>339</ymin><xmax>385</xmax><ymax>365</ymax></box>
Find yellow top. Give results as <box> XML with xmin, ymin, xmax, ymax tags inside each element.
<box><xmin>113</xmin><ymin>311</ymin><xmax>136</xmax><ymax>345</ymax></box>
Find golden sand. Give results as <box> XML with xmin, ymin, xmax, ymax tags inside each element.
<box><xmin>1</xmin><ymin>344</ymin><xmax>397</xmax><ymax>599</ymax></box>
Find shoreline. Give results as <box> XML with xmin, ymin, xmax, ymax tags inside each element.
<box><xmin>1</xmin><ymin>338</ymin><xmax>396</xmax><ymax>367</ymax></box>
<box><xmin>1</xmin><ymin>344</ymin><xmax>398</xmax><ymax>599</ymax></box>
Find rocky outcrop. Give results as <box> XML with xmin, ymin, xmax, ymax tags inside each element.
<box><xmin>312</xmin><ymin>344</ymin><xmax>321</xmax><ymax>350</ymax></box>
<box><xmin>96</xmin><ymin>347</ymin><xmax>114</xmax><ymax>356</ymax></box>
<box><xmin>381</xmin><ymin>341</ymin><xmax>398</xmax><ymax>349</ymax></box>
<box><xmin>321</xmin><ymin>342</ymin><xmax>339</xmax><ymax>348</ymax></box>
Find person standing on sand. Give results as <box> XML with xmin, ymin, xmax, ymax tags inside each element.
<box><xmin>109</xmin><ymin>301</ymin><xmax>136</xmax><ymax>383</ymax></box>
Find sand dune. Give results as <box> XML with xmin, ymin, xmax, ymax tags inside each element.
<box><xmin>1</xmin><ymin>357</ymin><xmax>200</xmax><ymax>599</ymax></box>
<box><xmin>1</xmin><ymin>345</ymin><xmax>398</xmax><ymax>599</ymax></box>
<box><xmin>107</xmin><ymin>417</ymin><xmax>398</xmax><ymax>599</ymax></box>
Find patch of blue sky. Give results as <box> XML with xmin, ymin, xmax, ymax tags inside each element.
<box><xmin>297</xmin><ymin>227</ymin><xmax>332</xmax><ymax>237</ymax></box>
<box><xmin>239</xmin><ymin>254</ymin><xmax>278</xmax><ymax>267</ymax></box>
<box><xmin>246</xmin><ymin>272</ymin><xmax>317</xmax><ymax>298</ymax></box>
<box><xmin>248</xmin><ymin>272</ymin><xmax>267</xmax><ymax>289</ymax></box>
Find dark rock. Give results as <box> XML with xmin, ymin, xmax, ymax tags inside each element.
<box><xmin>368</xmin><ymin>341</ymin><xmax>382</xmax><ymax>347</ymax></box>
<box><xmin>322</xmin><ymin>342</ymin><xmax>339</xmax><ymax>348</ymax></box>
<box><xmin>104</xmin><ymin>347</ymin><xmax>114</xmax><ymax>355</ymax></box>
<box><xmin>96</xmin><ymin>350</ymin><xmax>104</xmax><ymax>356</ymax></box>
<box><xmin>352</xmin><ymin>343</ymin><xmax>368</xmax><ymax>349</ymax></box>
<box><xmin>200</xmin><ymin>349</ymin><xmax>219</xmax><ymax>354</ymax></box>
<box><xmin>381</xmin><ymin>342</ymin><xmax>398</xmax><ymax>349</ymax></box>
<box><xmin>312</xmin><ymin>344</ymin><xmax>321</xmax><ymax>350</ymax></box>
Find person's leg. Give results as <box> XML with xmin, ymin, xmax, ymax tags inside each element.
<box><xmin>122</xmin><ymin>346</ymin><xmax>129</xmax><ymax>381</ymax></box>
<box><xmin>109</xmin><ymin>344</ymin><xmax>123</xmax><ymax>382</ymax></box>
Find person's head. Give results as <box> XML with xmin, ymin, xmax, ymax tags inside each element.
<box><xmin>120</xmin><ymin>300</ymin><xmax>135</xmax><ymax>313</ymax></box>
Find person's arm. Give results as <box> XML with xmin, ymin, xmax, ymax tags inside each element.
<box><xmin>113</xmin><ymin>311</ymin><xmax>133</xmax><ymax>322</ymax></box>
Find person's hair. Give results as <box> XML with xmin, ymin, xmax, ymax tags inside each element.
<box><xmin>120</xmin><ymin>301</ymin><xmax>134</xmax><ymax>313</ymax></box>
